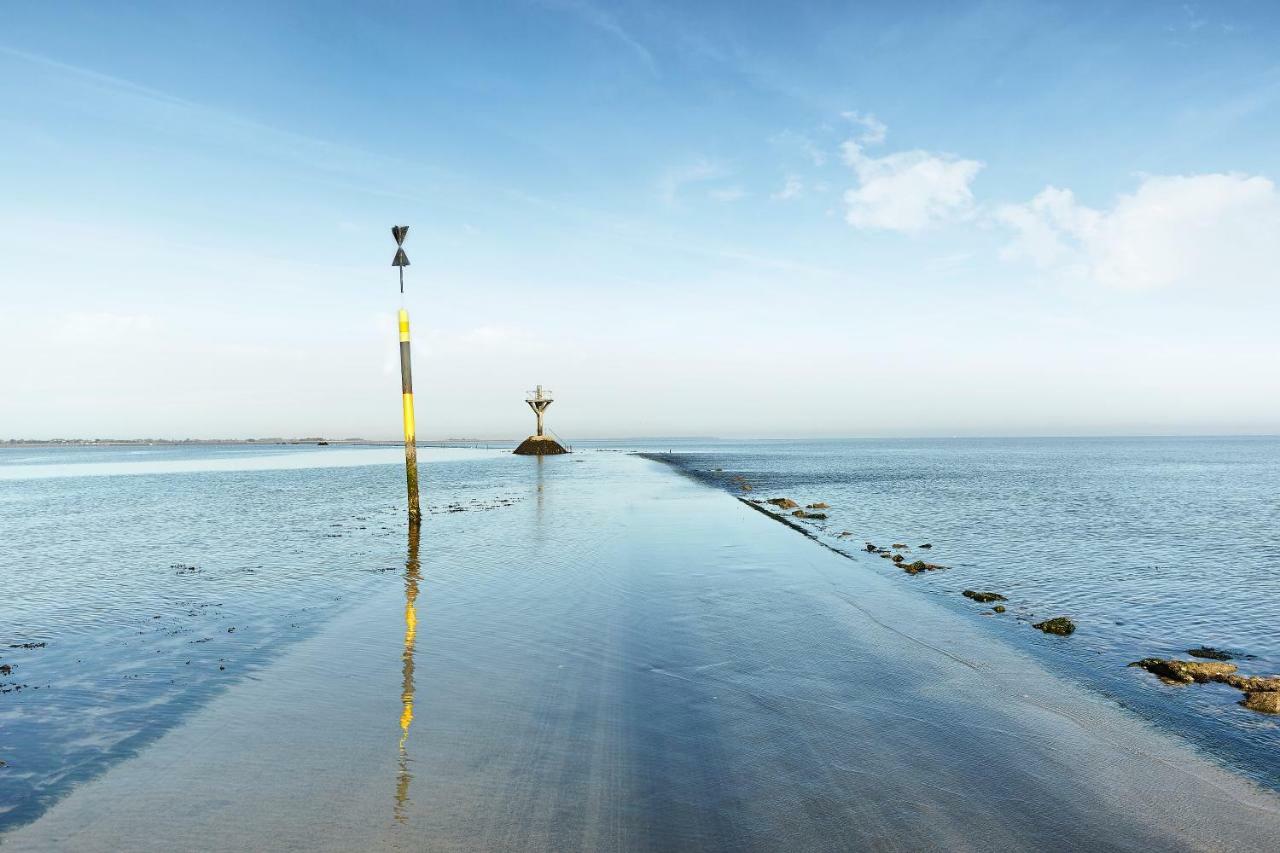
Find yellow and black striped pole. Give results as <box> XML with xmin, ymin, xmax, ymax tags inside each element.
<box><xmin>392</xmin><ymin>225</ymin><xmax>421</xmax><ymax>523</ymax></box>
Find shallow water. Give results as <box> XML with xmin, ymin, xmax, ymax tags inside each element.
<box><xmin>2</xmin><ymin>439</ymin><xmax>1277</xmax><ymax>841</ymax></box>
<box><xmin>6</xmin><ymin>449</ymin><xmax>1278</xmax><ymax>852</ymax></box>
<box><xmin>0</xmin><ymin>444</ymin><xmax>520</xmax><ymax>828</ymax></box>
<box><xmin>623</xmin><ymin>437</ymin><xmax>1280</xmax><ymax>787</ymax></box>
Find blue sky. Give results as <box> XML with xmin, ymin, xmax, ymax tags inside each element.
<box><xmin>2</xmin><ymin>1</ymin><xmax>1278</xmax><ymax>438</ymax></box>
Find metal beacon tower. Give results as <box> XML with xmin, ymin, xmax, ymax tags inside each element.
<box><xmin>513</xmin><ymin>385</ymin><xmax>568</xmax><ymax>455</ymax></box>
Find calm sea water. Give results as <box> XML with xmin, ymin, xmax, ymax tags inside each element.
<box><xmin>619</xmin><ymin>436</ymin><xmax>1280</xmax><ymax>783</ymax></box>
<box><xmin>1</xmin><ymin>438</ymin><xmax>1277</xmax><ymax>832</ymax></box>
<box><xmin>0</xmin><ymin>444</ymin><xmax>522</xmax><ymax>829</ymax></box>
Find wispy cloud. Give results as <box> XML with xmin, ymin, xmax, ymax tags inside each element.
<box><xmin>769</xmin><ymin>129</ymin><xmax>828</xmax><ymax>166</ymax></box>
<box><xmin>709</xmin><ymin>186</ymin><xmax>747</xmax><ymax>202</ymax></box>
<box><xmin>536</xmin><ymin>0</ymin><xmax>657</xmax><ymax>72</ymax></box>
<box><xmin>771</xmin><ymin>175</ymin><xmax>803</xmax><ymax>201</ymax></box>
<box><xmin>841</xmin><ymin>110</ymin><xmax>887</xmax><ymax>145</ymax></box>
<box><xmin>657</xmin><ymin>158</ymin><xmax>726</xmax><ymax>204</ymax></box>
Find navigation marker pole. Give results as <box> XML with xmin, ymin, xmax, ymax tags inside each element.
<box><xmin>392</xmin><ymin>225</ymin><xmax>421</xmax><ymax>524</ymax></box>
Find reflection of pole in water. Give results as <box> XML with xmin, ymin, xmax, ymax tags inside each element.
<box><xmin>395</xmin><ymin>520</ymin><xmax>422</xmax><ymax>823</ymax></box>
<box><xmin>535</xmin><ymin>454</ymin><xmax>545</xmax><ymax>518</ymax></box>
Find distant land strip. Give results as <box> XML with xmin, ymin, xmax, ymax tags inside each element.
<box><xmin>2</xmin><ymin>438</ymin><xmax>518</xmax><ymax>447</ymax></box>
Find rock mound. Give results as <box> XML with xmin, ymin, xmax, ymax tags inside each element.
<box><xmin>1033</xmin><ymin>617</ymin><xmax>1076</xmax><ymax>636</ymax></box>
<box><xmin>513</xmin><ymin>435</ymin><xmax>568</xmax><ymax>456</ymax></box>
<box><xmin>962</xmin><ymin>590</ymin><xmax>1007</xmax><ymax>603</ymax></box>
<box><xmin>1130</xmin><ymin>658</ymin><xmax>1236</xmax><ymax>684</ymax></box>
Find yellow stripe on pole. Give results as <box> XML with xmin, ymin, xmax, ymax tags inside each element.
<box><xmin>402</xmin><ymin>392</ymin><xmax>416</xmax><ymax>442</ymax></box>
<box><xmin>399</xmin><ymin>308</ymin><xmax>411</xmax><ymax>342</ymax></box>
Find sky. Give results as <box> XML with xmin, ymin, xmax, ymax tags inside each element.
<box><xmin>2</xmin><ymin>1</ymin><xmax>1278</xmax><ymax>440</ymax></box>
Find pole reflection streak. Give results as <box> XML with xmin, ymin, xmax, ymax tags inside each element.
<box><xmin>395</xmin><ymin>521</ymin><xmax>422</xmax><ymax>823</ymax></box>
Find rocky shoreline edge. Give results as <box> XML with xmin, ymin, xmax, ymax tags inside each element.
<box><xmin>637</xmin><ymin>453</ymin><xmax>1279</xmax><ymax>719</ymax></box>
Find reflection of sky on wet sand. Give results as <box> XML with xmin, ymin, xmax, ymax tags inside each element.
<box><xmin>0</xmin><ymin>444</ymin><xmax>504</xmax><ymax>481</ymax></box>
<box><xmin>395</xmin><ymin>521</ymin><xmax>421</xmax><ymax>823</ymax></box>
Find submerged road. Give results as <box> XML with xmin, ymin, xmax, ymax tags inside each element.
<box><xmin>8</xmin><ymin>453</ymin><xmax>1279</xmax><ymax>851</ymax></box>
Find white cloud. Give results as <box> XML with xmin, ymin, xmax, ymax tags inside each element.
<box><xmin>771</xmin><ymin>175</ymin><xmax>803</xmax><ymax>201</ymax></box>
<box><xmin>997</xmin><ymin>173</ymin><xmax>1280</xmax><ymax>289</ymax></box>
<box><xmin>842</xmin><ymin>138</ymin><xmax>984</xmax><ymax>233</ymax></box>
<box><xmin>841</xmin><ymin>110</ymin><xmax>887</xmax><ymax>145</ymax></box>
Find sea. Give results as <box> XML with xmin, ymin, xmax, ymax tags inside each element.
<box><xmin>1</xmin><ymin>437</ymin><xmax>1277</xmax><ymax>831</ymax></box>
<box><xmin>626</xmin><ymin>436</ymin><xmax>1280</xmax><ymax>787</ymax></box>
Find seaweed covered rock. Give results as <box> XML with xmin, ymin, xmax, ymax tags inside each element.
<box><xmin>864</xmin><ymin>542</ymin><xmax>877</xmax><ymax>552</ymax></box>
<box><xmin>1033</xmin><ymin>617</ymin><xmax>1076</xmax><ymax>636</ymax></box>
<box><xmin>902</xmin><ymin>560</ymin><xmax>944</xmax><ymax>575</ymax></box>
<box><xmin>513</xmin><ymin>435</ymin><xmax>568</xmax><ymax>456</ymax></box>
<box><xmin>1241</xmin><ymin>692</ymin><xmax>1280</xmax><ymax>714</ymax></box>
<box><xmin>992</xmin><ymin>605</ymin><xmax>1006</xmax><ymax>613</ymax></box>
<box><xmin>806</xmin><ymin>502</ymin><xmax>829</xmax><ymax>509</ymax></box>
<box><xmin>1129</xmin><ymin>658</ymin><xmax>1236</xmax><ymax>684</ymax></box>
<box><xmin>1186</xmin><ymin>646</ymin><xmax>1233</xmax><ymax>661</ymax></box>
<box><xmin>1132</xmin><ymin>660</ymin><xmax>1280</xmax><ymax>715</ymax></box>
<box><xmin>1222</xmin><ymin>673</ymin><xmax>1280</xmax><ymax>692</ymax></box>
<box><xmin>962</xmin><ymin>590</ymin><xmax>1007</xmax><ymax>603</ymax></box>
<box><xmin>767</xmin><ymin>498</ymin><xmax>798</xmax><ymax>509</ymax></box>
<box><xmin>891</xmin><ymin>554</ymin><xmax>905</xmax><ymax>563</ymax></box>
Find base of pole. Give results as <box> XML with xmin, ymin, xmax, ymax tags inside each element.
<box><xmin>513</xmin><ymin>435</ymin><xmax>568</xmax><ymax>456</ymax></box>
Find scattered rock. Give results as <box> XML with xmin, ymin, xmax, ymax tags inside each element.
<box><xmin>0</xmin><ymin>665</ymin><xmax>11</xmax><ymax>676</ymax></box>
<box><xmin>1222</xmin><ymin>674</ymin><xmax>1280</xmax><ymax>693</ymax></box>
<box><xmin>962</xmin><ymin>590</ymin><xmax>1007</xmax><ymax>603</ymax></box>
<box><xmin>902</xmin><ymin>560</ymin><xmax>944</xmax><ymax>575</ymax></box>
<box><xmin>837</xmin><ymin>531</ymin><xmax>853</xmax><ymax>538</ymax></box>
<box><xmin>806</xmin><ymin>502</ymin><xmax>829</xmax><ymax>509</ymax></box>
<box><xmin>864</xmin><ymin>542</ymin><xmax>877</xmax><ymax>552</ymax></box>
<box><xmin>1186</xmin><ymin>646</ymin><xmax>1233</xmax><ymax>661</ymax></box>
<box><xmin>8</xmin><ymin>643</ymin><xmax>43</xmax><ymax>650</ymax></box>
<box><xmin>1129</xmin><ymin>658</ymin><xmax>1236</xmax><ymax>684</ymax></box>
<box><xmin>792</xmin><ymin>511</ymin><xmax>827</xmax><ymax>520</ymax></box>
<box><xmin>993</xmin><ymin>605</ymin><xmax>1006</xmax><ymax>613</ymax></box>
<box><xmin>1132</xmin><ymin>659</ymin><xmax>1280</xmax><ymax>715</ymax></box>
<box><xmin>891</xmin><ymin>543</ymin><xmax>908</xmax><ymax>549</ymax></box>
<box><xmin>918</xmin><ymin>543</ymin><xmax>933</xmax><ymax>549</ymax></box>
<box><xmin>1033</xmin><ymin>617</ymin><xmax>1076</xmax><ymax>636</ymax></box>
<box><xmin>767</xmin><ymin>498</ymin><xmax>799</xmax><ymax>509</ymax></box>
<box><xmin>1241</xmin><ymin>692</ymin><xmax>1280</xmax><ymax>714</ymax></box>
<box><xmin>892</xmin><ymin>554</ymin><xmax>905</xmax><ymax>563</ymax></box>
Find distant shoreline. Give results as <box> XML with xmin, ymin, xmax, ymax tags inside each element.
<box><xmin>1</xmin><ymin>438</ymin><xmax>516</xmax><ymax>448</ymax></box>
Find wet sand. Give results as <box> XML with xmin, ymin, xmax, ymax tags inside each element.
<box><xmin>6</xmin><ymin>454</ymin><xmax>1279</xmax><ymax>851</ymax></box>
